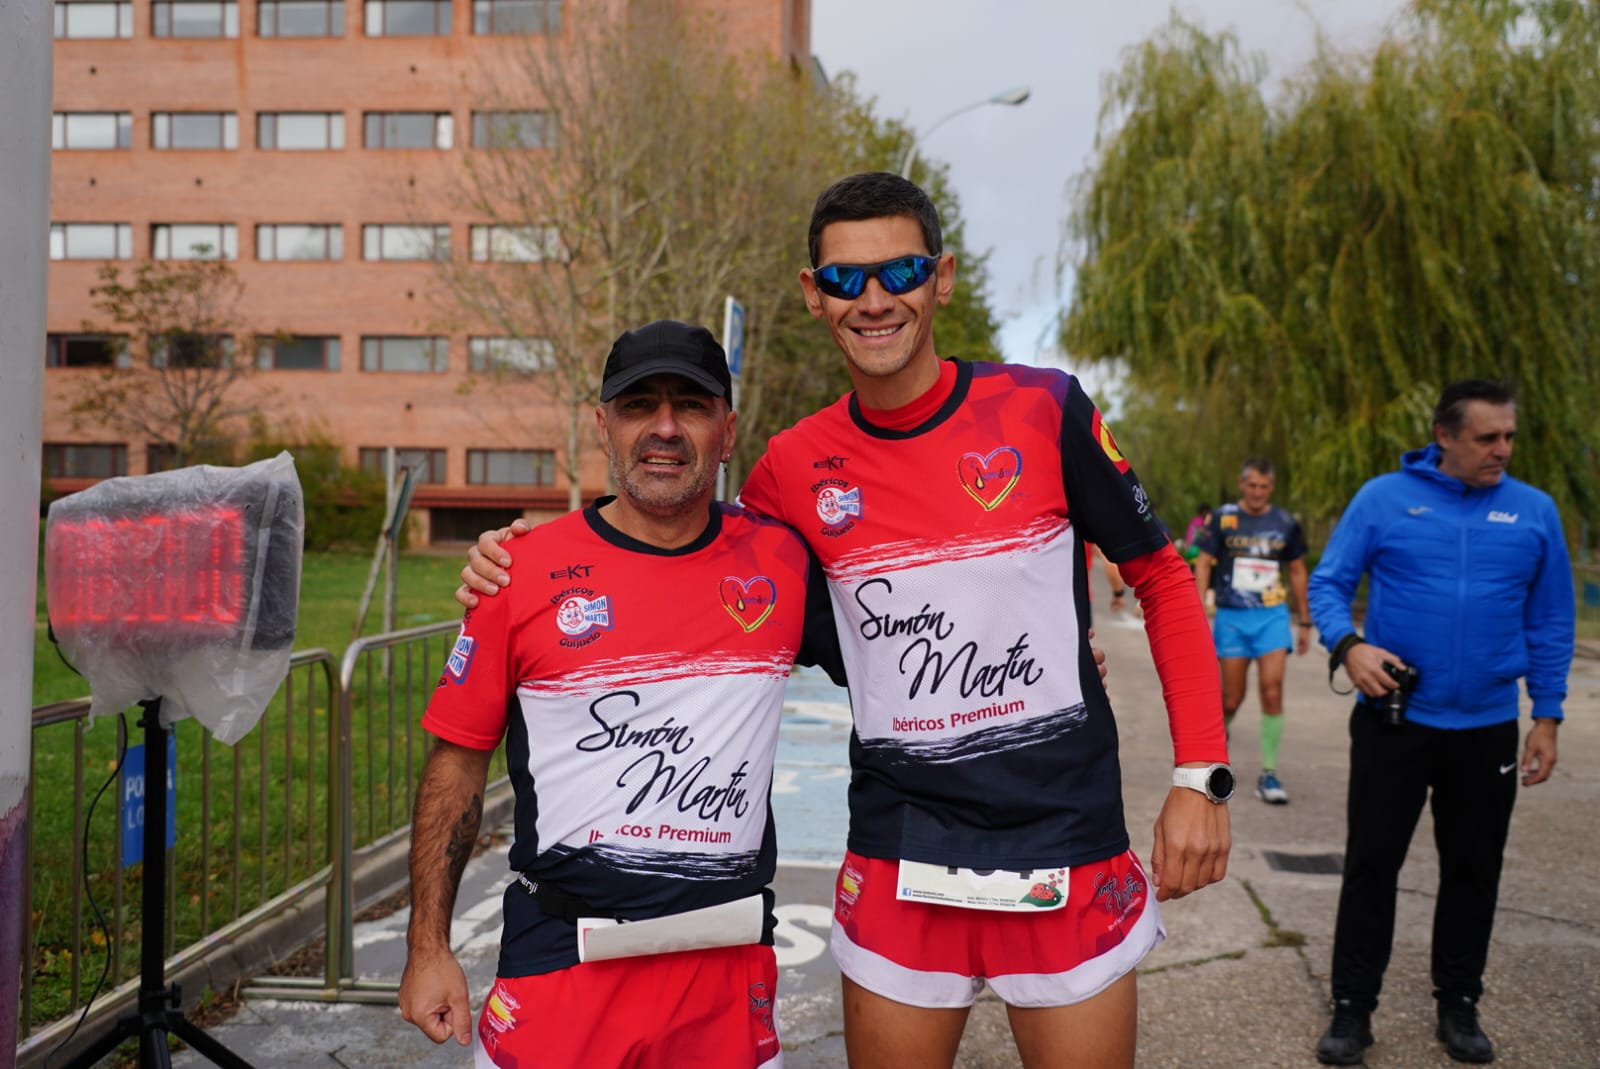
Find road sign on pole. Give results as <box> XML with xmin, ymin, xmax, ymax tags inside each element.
<box><xmin>718</xmin><ymin>296</ymin><xmax>745</xmax><ymax>502</ymax></box>
<box><xmin>723</xmin><ymin>296</ymin><xmax>745</xmax><ymax>378</ymax></box>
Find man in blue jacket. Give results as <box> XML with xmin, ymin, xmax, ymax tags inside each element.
<box><xmin>1308</xmin><ymin>379</ymin><xmax>1573</xmax><ymax>1066</ymax></box>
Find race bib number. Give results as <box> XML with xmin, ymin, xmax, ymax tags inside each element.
<box><xmin>895</xmin><ymin>860</ymin><xmax>1069</xmax><ymax>912</ymax></box>
<box><xmin>1230</xmin><ymin>557</ymin><xmax>1279</xmax><ymax>595</ymax></box>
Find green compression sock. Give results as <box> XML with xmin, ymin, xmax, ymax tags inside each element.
<box><xmin>1261</xmin><ymin>713</ymin><xmax>1285</xmax><ymax>772</ymax></box>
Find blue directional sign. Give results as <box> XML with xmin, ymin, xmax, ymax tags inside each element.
<box><xmin>723</xmin><ymin>296</ymin><xmax>746</xmax><ymax>379</ymax></box>
<box><xmin>121</xmin><ymin>733</ymin><xmax>177</xmax><ymax>866</ymax></box>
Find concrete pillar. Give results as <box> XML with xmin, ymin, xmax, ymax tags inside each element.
<box><xmin>0</xmin><ymin>0</ymin><xmax>53</xmax><ymax>1058</ymax></box>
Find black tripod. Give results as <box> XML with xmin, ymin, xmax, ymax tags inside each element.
<box><xmin>61</xmin><ymin>699</ymin><xmax>259</xmax><ymax>1069</ymax></box>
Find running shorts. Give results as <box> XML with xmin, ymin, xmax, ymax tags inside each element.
<box><xmin>1212</xmin><ymin>606</ymin><xmax>1292</xmax><ymax>659</ymax></box>
<box><xmin>474</xmin><ymin>943</ymin><xmax>781</xmax><ymax>1069</ymax></box>
<box><xmin>829</xmin><ymin>849</ymin><xmax>1164</xmax><ymax>1009</ymax></box>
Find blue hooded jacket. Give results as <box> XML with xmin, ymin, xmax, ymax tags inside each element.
<box><xmin>1308</xmin><ymin>444</ymin><xmax>1574</xmax><ymax>729</ymax></box>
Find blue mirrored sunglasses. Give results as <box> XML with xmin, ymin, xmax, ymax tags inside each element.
<box><xmin>813</xmin><ymin>254</ymin><xmax>939</xmax><ymax>300</ymax></box>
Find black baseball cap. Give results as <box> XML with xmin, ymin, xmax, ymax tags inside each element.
<box><xmin>599</xmin><ymin>319</ymin><xmax>732</xmax><ymax>402</ymax></box>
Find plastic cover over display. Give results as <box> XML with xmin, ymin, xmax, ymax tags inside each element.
<box><xmin>44</xmin><ymin>452</ymin><xmax>305</xmax><ymax>744</ymax></box>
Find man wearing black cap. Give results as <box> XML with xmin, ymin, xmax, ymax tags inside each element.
<box><xmin>400</xmin><ymin>320</ymin><xmax>844</xmax><ymax>1068</ymax></box>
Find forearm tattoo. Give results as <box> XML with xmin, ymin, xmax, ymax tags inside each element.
<box><xmin>445</xmin><ymin>792</ymin><xmax>482</xmax><ymax>889</ymax></box>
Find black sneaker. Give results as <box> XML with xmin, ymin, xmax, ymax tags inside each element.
<box><xmin>1436</xmin><ymin>995</ymin><xmax>1494</xmax><ymax>1063</ymax></box>
<box><xmin>1316</xmin><ymin>1000</ymin><xmax>1374</xmax><ymax>1065</ymax></box>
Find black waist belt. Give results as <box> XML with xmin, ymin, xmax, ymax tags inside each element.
<box><xmin>514</xmin><ymin>873</ymin><xmax>620</xmax><ymax>923</ymax></box>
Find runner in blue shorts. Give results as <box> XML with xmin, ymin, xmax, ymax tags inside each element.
<box><xmin>1194</xmin><ymin>457</ymin><xmax>1312</xmax><ymax>804</ymax></box>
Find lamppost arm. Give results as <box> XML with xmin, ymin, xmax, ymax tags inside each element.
<box><xmin>898</xmin><ymin>86</ymin><xmax>1031</xmax><ymax>179</ymax></box>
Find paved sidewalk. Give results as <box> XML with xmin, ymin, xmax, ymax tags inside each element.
<box><xmin>171</xmin><ymin>570</ymin><xmax>1600</xmax><ymax>1068</ymax></box>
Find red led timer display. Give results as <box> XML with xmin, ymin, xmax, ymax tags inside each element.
<box><xmin>47</xmin><ymin>506</ymin><xmax>247</xmax><ymax>639</ymax></box>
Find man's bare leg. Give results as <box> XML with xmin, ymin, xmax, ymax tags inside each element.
<box><xmin>842</xmin><ymin>975</ymin><xmax>970</xmax><ymax>1069</ymax></box>
<box><xmin>1219</xmin><ymin>656</ymin><xmax>1252</xmax><ymax>727</ymax></box>
<box><xmin>1006</xmin><ymin>972</ymin><xmax>1137</xmax><ymax>1069</ymax></box>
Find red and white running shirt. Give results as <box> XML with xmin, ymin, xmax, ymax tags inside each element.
<box><xmin>423</xmin><ymin>499</ymin><xmax>843</xmax><ymax>976</ymax></box>
<box><xmin>740</xmin><ymin>359</ymin><xmax>1222</xmax><ymax>870</ymax></box>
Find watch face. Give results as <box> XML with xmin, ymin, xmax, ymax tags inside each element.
<box><xmin>1208</xmin><ymin>766</ymin><xmax>1236</xmax><ymax>800</ymax></box>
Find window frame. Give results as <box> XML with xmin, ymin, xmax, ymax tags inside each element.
<box><xmin>471</xmin><ymin>0</ymin><xmax>559</xmax><ymax>35</ymax></box>
<box><xmin>47</xmin><ymin>333</ymin><xmax>129</xmax><ymax>369</ymax></box>
<box><xmin>151</xmin><ymin>0</ymin><xmax>240</xmax><ymax>38</ymax></box>
<box><xmin>43</xmin><ymin>442</ymin><xmax>129</xmax><ymax>479</ymax></box>
<box><xmin>466</xmin><ymin>448</ymin><xmax>556</xmax><ymax>486</ymax></box>
<box><xmin>362</xmin><ymin>111</ymin><xmax>453</xmax><ymax>150</ymax></box>
<box><xmin>52</xmin><ymin>111</ymin><xmax>133</xmax><ymax>150</ymax></box>
<box><xmin>470</xmin><ymin>109</ymin><xmax>554</xmax><ymax>149</ymax></box>
<box><xmin>257</xmin><ymin>0</ymin><xmax>344</xmax><ymax>36</ymax></box>
<box><xmin>358</xmin><ymin>446</ymin><xmax>447</xmax><ymax>484</ymax></box>
<box><xmin>363</xmin><ymin>0</ymin><xmax>450</xmax><ymax>36</ymax></box>
<box><xmin>257</xmin><ymin>111</ymin><xmax>346</xmax><ymax>151</ymax></box>
<box><xmin>361</xmin><ymin>223</ymin><xmax>451</xmax><ymax>262</ymax></box>
<box><xmin>256</xmin><ymin>334</ymin><xmax>341</xmax><ymax>370</ymax></box>
<box><xmin>360</xmin><ymin>336</ymin><xmax>449</xmax><ymax>373</ymax></box>
<box><xmin>467</xmin><ymin>335</ymin><xmax>555</xmax><ymax>374</ymax></box>
<box><xmin>54</xmin><ymin>0</ymin><xmax>134</xmax><ymax>39</ymax></box>
<box><xmin>151</xmin><ymin>111</ymin><xmax>239</xmax><ymax>151</ymax></box>
<box><xmin>469</xmin><ymin>223</ymin><xmax>561</xmax><ymax>263</ymax></box>
<box><xmin>49</xmin><ymin>222</ymin><xmax>133</xmax><ymax>261</ymax></box>
<box><xmin>256</xmin><ymin>223</ymin><xmax>344</xmax><ymax>262</ymax></box>
<box><xmin>151</xmin><ymin>223</ymin><xmax>239</xmax><ymax>260</ymax></box>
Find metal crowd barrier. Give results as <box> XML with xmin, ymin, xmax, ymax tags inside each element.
<box><xmin>19</xmin><ymin>621</ymin><xmax>511</xmax><ymax>1055</ymax></box>
<box><xmin>19</xmin><ymin>649</ymin><xmax>337</xmax><ymax>1055</ymax></box>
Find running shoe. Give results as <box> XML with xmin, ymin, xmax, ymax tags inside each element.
<box><xmin>1255</xmin><ymin>771</ymin><xmax>1289</xmax><ymax>805</ymax></box>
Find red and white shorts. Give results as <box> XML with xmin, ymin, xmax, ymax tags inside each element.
<box><xmin>829</xmin><ymin>849</ymin><xmax>1164</xmax><ymax>1009</ymax></box>
<box><xmin>474</xmin><ymin>944</ymin><xmax>781</xmax><ymax>1069</ymax></box>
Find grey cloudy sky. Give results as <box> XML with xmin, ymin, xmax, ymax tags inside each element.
<box><xmin>810</xmin><ymin>0</ymin><xmax>1411</xmax><ymax>390</ymax></box>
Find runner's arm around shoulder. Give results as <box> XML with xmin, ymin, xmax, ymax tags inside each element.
<box><xmin>1116</xmin><ymin>543</ymin><xmax>1231</xmax><ymax>902</ymax></box>
<box><xmin>457</xmin><ymin>519</ymin><xmax>535</xmax><ymax>607</ymax></box>
<box><xmin>400</xmin><ymin>739</ymin><xmax>494</xmax><ymax>1046</ymax></box>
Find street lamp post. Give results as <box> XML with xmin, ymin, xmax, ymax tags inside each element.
<box><xmin>898</xmin><ymin>86</ymin><xmax>1032</xmax><ymax>179</ymax></box>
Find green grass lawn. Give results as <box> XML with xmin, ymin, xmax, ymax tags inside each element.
<box><xmin>25</xmin><ymin>548</ymin><xmax>475</xmax><ymax>1032</ymax></box>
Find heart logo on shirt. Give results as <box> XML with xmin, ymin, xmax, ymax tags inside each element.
<box><xmin>957</xmin><ymin>448</ymin><xmax>1023</xmax><ymax>511</ymax></box>
<box><xmin>720</xmin><ymin>576</ymin><xmax>777</xmax><ymax>632</ymax></box>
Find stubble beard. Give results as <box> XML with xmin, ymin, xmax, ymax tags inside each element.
<box><xmin>609</xmin><ymin>440</ymin><xmax>716</xmax><ymax>516</ymax></box>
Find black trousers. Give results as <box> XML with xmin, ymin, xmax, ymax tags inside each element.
<box><xmin>1329</xmin><ymin>705</ymin><xmax>1519</xmax><ymax>1011</ymax></box>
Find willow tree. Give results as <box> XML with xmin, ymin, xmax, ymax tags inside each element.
<box><xmin>1063</xmin><ymin>0</ymin><xmax>1600</xmax><ymax>533</ymax></box>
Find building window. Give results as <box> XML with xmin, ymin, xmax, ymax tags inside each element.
<box><xmin>152</xmin><ymin>223</ymin><xmax>238</xmax><ymax>260</ymax></box>
<box><xmin>152</xmin><ymin>0</ymin><xmax>239</xmax><ymax>37</ymax></box>
<box><xmin>258</xmin><ymin>0</ymin><xmax>343</xmax><ymax>36</ymax></box>
<box><xmin>53</xmin><ymin>112</ymin><xmax>132</xmax><ymax>150</ymax></box>
<box><xmin>363</xmin><ymin>111</ymin><xmax>452</xmax><ymax>149</ymax></box>
<box><xmin>146</xmin><ymin>443</ymin><xmax>180</xmax><ymax>473</ymax></box>
<box><xmin>467</xmin><ymin>449</ymin><xmax>554</xmax><ymax>486</ymax></box>
<box><xmin>361</xmin><ymin>336</ymin><xmax>448</xmax><ymax>372</ymax></box>
<box><xmin>256</xmin><ymin>224</ymin><xmax>343</xmax><ymax>261</ymax></box>
<box><xmin>54</xmin><ymin>0</ymin><xmax>133</xmax><ymax>38</ymax></box>
<box><xmin>362</xmin><ymin>224</ymin><xmax>450</xmax><ymax>261</ymax></box>
<box><xmin>359</xmin><ymin>446</ymin><xmax>446</xmax><ymax>484</ymax></box>
<box><xmin>364</xmin><ymin>0</ymin><xmax>448</xmax><ymax>35</ymax></box>
<box><xmin>470</xmin><ymin>110</ymin><xmax>554</xmax><ymax>149</ymax></box>
<box><xmin>472</xmin><ymin>0</ymin><xmax>557</xmax><ymax>34</ymax></box>
<box><xmin>50</xmin><ymin>223</ymin><xmax>133</xmax><ymax>260</ymax></box>
<box><xmin>465</xmin><ymin>448</ymin><xmax>555</xmax><ymax>486</ymax></box>
<box><xmin>152</xmin><ymin>112</ymin><xmax>238</xmax><ymax>150</ymax></box>
<box><xmin>152</xmin><ymin>333</ymin><xmax>234</xmax><ymax>369</ymax></box>
<box><xmin>257</xmin><ymin>335</ymin><xmax>340</xmax><ymax>370</ymax></box>
<box><xmin>469</xmin><ymin>224</ymin><xmax>561</xmax><ymax>263</ymax></box>
<box><xmin>257</xmin><ymin>112</ymin><xmax>345</xmax><ymax>150</ymax></box>
<box><xmin>47</xmin><ymin>333</ymin><xmax>128</xmax><ymax>368</ymax></box>
<box><xmin>468</xmin><ymin>336</ymin><xmax>554</xmax><ymax>373</ymax></box>
<box><xmin>44</xmin><ymin>443</ymin><xmax>128</xmax><ymax>479</ymax></box>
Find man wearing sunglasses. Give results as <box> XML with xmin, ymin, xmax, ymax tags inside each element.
<box><xmin>458</xmin><ymin>173</ymin><xmax>1229</xmax><ymax>1069</ymax></box>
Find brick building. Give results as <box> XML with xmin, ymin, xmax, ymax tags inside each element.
<box><xmin>44</xmin><ymin>0</ymin><xmax>811</xmax><ymax>542</ymax></box>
